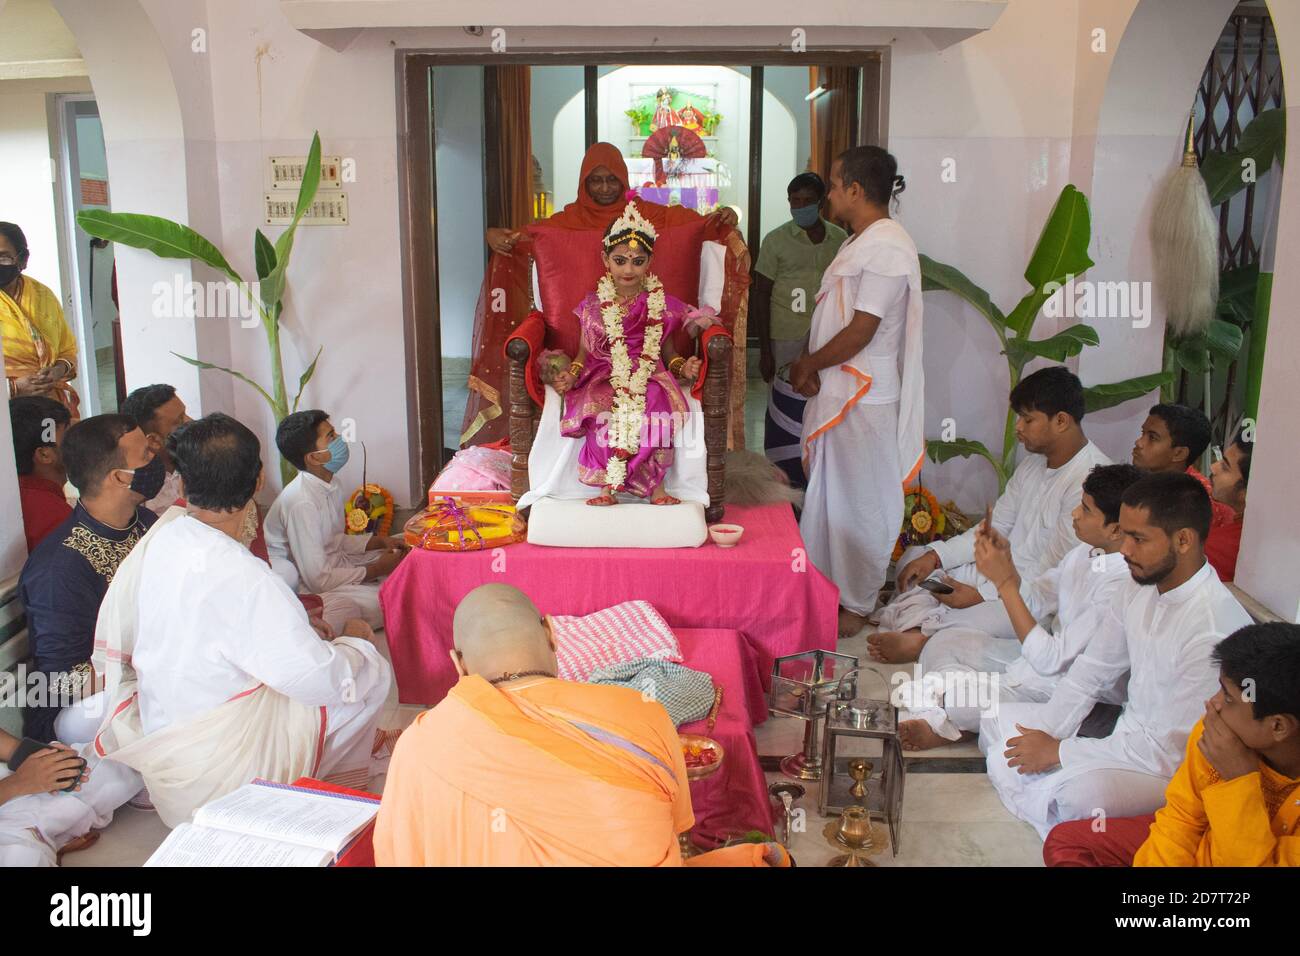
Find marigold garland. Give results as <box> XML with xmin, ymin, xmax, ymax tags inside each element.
<box><xmin>345</xmin><ymin>483</ymin><xmax>394</xmax><ymax>536</ymax></box>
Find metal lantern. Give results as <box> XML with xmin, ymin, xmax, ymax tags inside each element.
<box><xmin>767</xmin><ymin>650</ymin><xmax>860</xmax><ymax>780</ymax></box>
<box><xmin>818</xmin><ymin>666</ymin><xmax>904</xmax><ymax>855</ymax></box>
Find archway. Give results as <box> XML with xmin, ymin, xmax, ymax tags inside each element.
<box><xmin>1082</xmin><ymin>0</ymin><xmax>1299</xmax><ymax>618</ymax></box>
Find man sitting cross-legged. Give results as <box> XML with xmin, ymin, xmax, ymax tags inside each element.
<box><xmin>92</xmin><ymin>413</ymin><xmax>393</xmax><ymax>827</ymax></box>
<box><xmin>374</xmin><ymin>583</ymin><xmax>789</xmax><ymax>867</ymax></box>
<box><xmin>1042</xmin><ymin>622</ymin><xmax>1300</xmax><ymax>867</ymax></box>
<box><xmin>264</xmin><ymin>409</ymin><xmax>408</xmax><ymax>633</ymax></box>
<box><xmin>0</xmin><ymin>728</ymin><xmax>139</xmax><ymax>866</ymax></box>
<box><xmin>870</xmin><ymin>366</ymin><xmax>1110</xmax><ymax>663</ymax></box>
<box><xmin>895</xmin><ymin>463</ymin><xmax>1143</xmax><ymax>751</ymax></box>
<box><xmin>978</xmin><ymin>472</ymin><xmax>1252</xmax><ymax>839</ymax></box>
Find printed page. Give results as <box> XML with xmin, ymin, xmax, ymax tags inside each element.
<box><xmin>192</xmin><ymin>783</ymin><xmax>377</xmax><ymax>853</ymax></box>
<box><xmin>144</xmin><ymin>823</ymin><xmax>334</xmax><ymax>867</ymax></box>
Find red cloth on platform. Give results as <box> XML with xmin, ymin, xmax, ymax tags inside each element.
<box><xmin>675</xmin><ymin>627</ymin><xmax>775</xmax><ymax>846</ymax></box>
<box><xmin>18</xmin><ymin>474</ymin><xmax>72</xmax><ymax>553</ymax></box>
<box><xmin>379</xmin><ymin>502</ymin><xmax>838</xmax><ymax>707</ymax></box>
<box><xmin>1043</xmin><ymin>814</ymin><xmax>1156</xmax><ymax>867</ymax></box>
<box><xmin>290</xmin><ymin>777</ymin><xmax>380</xmax><ymax>867</ymax></box>
<box><xmin>1205</xmin><ymin>514</ymin><xmax>1244</xmax><ymax>583</ymax></box>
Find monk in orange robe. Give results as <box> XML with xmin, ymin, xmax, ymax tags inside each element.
<box><xmin>373</xmin><ymin>583</ymin><xmax>788</xmax><ymax>867</ymax></box>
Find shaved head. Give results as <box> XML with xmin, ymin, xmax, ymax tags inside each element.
<box><xmin>451</xmin><ymin>584</ymin><xmax>558</xmax><ymax>680</ymax></box>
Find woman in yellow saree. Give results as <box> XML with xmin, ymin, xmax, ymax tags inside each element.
<box><xmin>1</xmin><ymin>222</ymin><xmax>80</xmax><ymax>419</ymax></box>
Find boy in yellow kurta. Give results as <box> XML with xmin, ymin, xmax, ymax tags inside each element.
<box><xmin>1043</xmin><ymin>621</ymin><xmax>1300</xmax><ymax>866</ymax></box>
<box><xmin>1134</xmin><ymin>622</ymin><xmax>1300</xmax><ymax>867</ymax></box>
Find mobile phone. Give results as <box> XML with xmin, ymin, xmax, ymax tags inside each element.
<box><xmin>917</xmin><ymin>578</ymin><xmax>955</xmax><ymax>596</ymax></box>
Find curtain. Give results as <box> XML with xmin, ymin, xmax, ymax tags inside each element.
<box><xmin>808</xmin><ymin>65</ymin><xmax>855</xmax><ymax>183</ymax></box>
<box><xmin>494</xmin><ymin>65</ymin><xmax>534</xmax><ymax>229</ymax></box>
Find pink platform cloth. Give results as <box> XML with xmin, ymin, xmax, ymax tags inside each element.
<box><xmin>675</xmin><ymin>628</ymin><xmax>776</xmax><ymax>847</ymax></box>
<box><xmin>379</xmin><ymin>503</ymin><xmax>839</xmax><ymax>707</ymax></box>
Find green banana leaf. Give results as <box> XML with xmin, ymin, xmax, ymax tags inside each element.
<box><xmin>1204</xmin><ymin>318</ymin><xmax>1245</xmax><ymax>359</ymax></box>
<box><xmin>926</xmin><ymin>437</ymin><xmax>1007</xmax><ymax>488</ymax></box>
<box><xmin>1003</xmin><ymin>323</ymin><xmax>1100</xmax><ymax>366</ymax></box>
<box><xmin>919</xmin><ymin>254</ymin><xmax>1007</xmax><ymax>338</ymax></box>
<box><xmin>78</xmin><ymin>210</ymin><xmax>242</xmax><ymax>286</ymax></box>
<box><xmin>254</xmin><ymin>229</ymin><xmax>277</xmax><ymax>281</ymax></box>
<box><xmin>1201</xmin><ymin>108</ymin><xmax>1286</xmax><ymax>206</ymax></box>
<box><xmin>1082</xmin><ymin>372</ymin><xmax>1175</xmax><ymax>413</ymax></box>
<box><xmin>172</xmin><ymin>352</ymin><xmax>275</xmax><ymax>408</ymax></box>
<box><xmin>1216</xmin><ymin>263</ymin><xmax>1259</xmax><ymax>325</ymax></box>
<box><xmin>1008</xmin><ymin>185</ymin><xmax>1095</xmax><ymax>335</ymax></box>
<box><xmin>260</xmin><ymin>133</ymin><xmax>323</xmax><ymax>312</ymax></box>
<box><xmin>292</xmin><ymin>346</ymin><xmax>324</xmax><ymax>413</ymax></box>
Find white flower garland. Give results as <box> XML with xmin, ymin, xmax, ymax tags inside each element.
<box><xmin>597</xmin><ymin>272</ymin><xmax>666</xmax><ymax>491</ymax></box>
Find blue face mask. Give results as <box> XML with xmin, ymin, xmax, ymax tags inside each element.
<box><xmin>321</xmin><ymin>435</ymin><xmax>350</xmax><ymax>474</ymax></box>
<box><xmin>791</xmin><ymin>203</ymin><xmax>821</xmax><ymax>228</ymax></box>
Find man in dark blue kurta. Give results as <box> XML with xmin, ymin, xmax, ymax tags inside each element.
<box><xmin>17</xmin><ymin>413</ymin><xmax>164</xmax><ymax>742</ymax></box>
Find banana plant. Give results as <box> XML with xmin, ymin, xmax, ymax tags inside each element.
<box><xmin>78</xmin><ymin>133</ymin><xmax>324</xmax><ymax>485</ymax></box>
<box><xmin>923</xmin><ymin>184</ymin><xmax>1173</xmax><ymax>492</ymax></box>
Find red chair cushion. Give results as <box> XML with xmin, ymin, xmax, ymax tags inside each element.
<box><xmin>527</xmin><ymin>217</ymin><xmax>708</xmax><ymax>359</ymax></box>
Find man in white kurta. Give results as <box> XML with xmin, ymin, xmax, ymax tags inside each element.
<box><xmin>979</xmin><ymin>472</ymin><xmax>1252</xmax><ymax>839</ymax></box>
<box><xmin>870</xmin><ymin>366</ymin><xmax>1110</xmax><ymax>662</ymax></box>
<box><xmin>264</xmin><ymin>411</ymin><xmax>406</xmax><ymax>632</ymax></box>
<box><xmin>794</xmin><ymin>149</ymin><xmax>924</xmax><ymax>637</ymax></box>
<box><xmin>894</xmin><ymin>463</ymin><xmax>1143</xmax><ymax>748</ymax></box>
<box><xmin>93</xmin><ymin>414</ymin><xmax>392</xmax><ymax>827</ymax></box>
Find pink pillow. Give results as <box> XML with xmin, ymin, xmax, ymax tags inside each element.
<box><xmin>548</xmin><ymin>600</ymin><xmax>683</xmax><ymax>682</ymax></box>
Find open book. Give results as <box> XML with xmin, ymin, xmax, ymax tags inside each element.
<box><xmin>145</xmin><ymin>779</ymin><xmax>380</xmax><ymax>867</ymax></box>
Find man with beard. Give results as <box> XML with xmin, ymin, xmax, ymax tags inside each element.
<box><xmin>978</xmin><ymin>471</ymin><xmax>1252</xmax><ymax>838</ymax></box>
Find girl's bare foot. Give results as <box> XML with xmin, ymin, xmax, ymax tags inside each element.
<box><xmin>586</xmin><ymin>489</ymin><xmax>617</xmax><ymax>506</ymax></box>
<box><xmin>649</xmin><ymin>483</ymin><xmax>679</xmax><ymax>506</ymax></box>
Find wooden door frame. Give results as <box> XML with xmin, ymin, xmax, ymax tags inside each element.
<box><xmin>395</xmin><ymin>48</ymin><xmax>886</xmax><ymax>496</ymax></box>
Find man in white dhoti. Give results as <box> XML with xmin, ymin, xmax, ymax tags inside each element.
<box><xmin>869</xmin><ymin>366</ymin><xmax>1110</xmax><ymax>662</ymax></box>
<box><xmin>894</xmin><ymin>463</ymin><xmax>1142</xmax><ymax>750</ymax></box>
<box><xmin>979</xmin><ymin>472</ymin><xmax>1252</xmax><ymax>839</ymax></box>
<box><xmin>792</xmin><ymin>146</ymin><xmax>924</xmax><ymax>638</ymax></box>
<box><xmin>0</xmin><ymin>727</ymin><xmax>140</xmax><ymax>866</ymax></box>
<box><xmin>264</xmin><ymin>410</ymin><xmax>408</xmax><ymax>632</ymax></box>
<box><xmin>92</xmin><ymin>414</ymin><xmax>392</xmax><ymax>828</ymax></box>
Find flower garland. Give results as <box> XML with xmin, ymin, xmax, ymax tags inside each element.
<box><xmin>598</xmin><ymin>272</ymin><xmax>666</xmax><ymax>490</ymax></box>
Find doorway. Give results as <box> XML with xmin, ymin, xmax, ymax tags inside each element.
<box><xmin>52</xmin><ymin>95</ymin><xmax>122</xmax><ymax>414</ymax></box>
<box><xmin>398</xmin><ymin>51</ymin><xmax>885</xmax><ymax>494</ymax></box>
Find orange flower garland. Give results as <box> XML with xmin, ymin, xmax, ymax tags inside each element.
<box><xmin>345</xmin><ymin>483</ymin><xmax>394</xmax><ymax>537</ymax></box>
<box><xmin>893</xmin><ymin>484</ymin><xmax>947</xmax><ymax>561</ymax></box>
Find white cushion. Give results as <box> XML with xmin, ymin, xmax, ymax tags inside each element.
<box><xmin>527</xmin><ymin>496</ymin><xmax>707</xmax><ymax>549</ymax></box>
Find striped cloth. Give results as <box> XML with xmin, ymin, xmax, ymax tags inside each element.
<box><xmin>549</xmin><ymin>601</ymin><xmax>683</xmax><ymax>682</ymax></box>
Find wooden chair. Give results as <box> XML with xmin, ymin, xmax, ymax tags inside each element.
<box><xmin>505</xmin><ymin>223</ymin><xmax>739</xmax><ymax>523</ymax></box>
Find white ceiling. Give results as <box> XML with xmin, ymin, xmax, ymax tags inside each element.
<box><xmin>0</xmin><ymin>0</ymin><xmax>86</xmax><ymax>79</ymax></box>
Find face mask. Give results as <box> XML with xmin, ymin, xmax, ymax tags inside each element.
<box><xmin>0</xmin><ymin>263</ymin><xmax>20</xmax><ymax>286</ymax></box>
<box><xmin>321</xmin><ymin>436</ymin><xmax>350</xmax><ymax>474</ymax></box>
<box><xmin>119</xmin><ymin>454</ymin><xmax>166</xmax><ymax>500</ymax></box>
<box><xmin>791</xmin><ymin>204</ymin><xmax>821</xmax><ymax>228</ymax></box>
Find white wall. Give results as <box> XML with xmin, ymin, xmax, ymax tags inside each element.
<box><xmin>0</xmin><ymin>82</ymin><xmax>63</xmax><ymax>292</ymax></box>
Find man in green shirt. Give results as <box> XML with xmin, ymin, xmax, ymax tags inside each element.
<box><xmin>753</xmin><ymin>173</ymin><xmax>848</xmax><ymax>385</ymax></box>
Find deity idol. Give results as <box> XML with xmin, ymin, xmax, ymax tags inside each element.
<box><xmin>651</xmin><ymin>88</ymin><xmax>680</xmax><ymax>132</ymax></box>
<box><xmin>549</xmin><ymin>203</ymin><xmax>702</xmax><ymax>506</ymax></box>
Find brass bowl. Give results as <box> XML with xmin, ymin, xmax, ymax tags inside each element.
<box><xmin>680</xmin><ymin>734</ymin><xmax>725</xmax><ymax>780</ymax></box>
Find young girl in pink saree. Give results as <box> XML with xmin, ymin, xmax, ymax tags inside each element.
<box><xmin>550</xmin><ymin>203</ymin><xmax>702</xmax><ymax>506</ymax></box>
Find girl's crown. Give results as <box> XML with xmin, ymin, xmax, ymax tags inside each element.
<box><xmin>603</xmin><ymin>201</ymin><xmax>657</xmax><ymax>252</ymax></box>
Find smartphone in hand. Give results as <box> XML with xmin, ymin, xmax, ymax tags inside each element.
<box><xmin>917</xmin><ymin>578</ymin><xmax>955</xmax><ymax>596</ymax></box>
